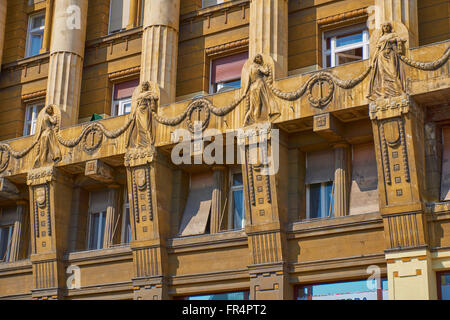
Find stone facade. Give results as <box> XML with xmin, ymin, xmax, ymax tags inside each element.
<box><xmin>0</xmin><ymin>0</ymin><xmax>449</xmax><ymax>300</ymax></box>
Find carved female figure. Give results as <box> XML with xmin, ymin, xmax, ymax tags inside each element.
<box><xmin>126</xmin><ymin>81</ymin><xmax>158</xmax><ymax>149</ymax></box>
<box><xmin>244</xmin><ymin>54</ymin><xmax>281</xmax><ymax>125</ymax></box>
<box><xmin>34</xmin><ymin>104</ymin><xmax>62</xmax><ymax>168</ymax></box>
<box><xmin>368</xmin><ymin>23</ymin><xmax>407</xmax><ymax>100</ymax></box>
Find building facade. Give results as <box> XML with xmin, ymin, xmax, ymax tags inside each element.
<box><xmin>0</xmin><ymin>0</ymin><xmax>449</xmax><ymax>300</ymax></box>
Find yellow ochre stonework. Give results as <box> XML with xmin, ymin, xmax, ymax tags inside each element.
<box><xmin>0</xmin><ymin>0</ymin><xmax>449</xmax><ymax>300</ymax></box>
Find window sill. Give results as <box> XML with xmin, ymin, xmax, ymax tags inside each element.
<box><xmin>169</xmin><ymin>229</ymin><xmax>247</xmax><ymax>252</ymax></box>
<box><xmin>65</xmin><ymin>245</ymin><xmax>132</xmax><ymax>262</ymax></box>
<box><xmin>0</xmin><ymin>259</ymin><xmax>32</xmax><ymax>273</ymax></box>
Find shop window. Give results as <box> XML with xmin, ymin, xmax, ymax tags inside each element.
<box><xmin>178</xmin><ymin>172</ymin><xmax>214</xmax><ymax>236</ymax></box>
<box><xmin>349</xmin><ymin>143</ymin><xmax>379</xmax><ymax>215</ymax></box>
<box><xmin>441</xmin><ymin>127</ymin><xmax>450</xmax><ymax>201</ymax></box>
<box><xmin>112</xmin><ymin>79</ymin><xmax>139</xmax><ymax>116</ymax></box>
<box><xmin>24</xmin><ymin>101</ymin><xmax>44</xmax><ymax>136</ymax></box>
<box><xmin>181</xmin><ymin>291</ymin><xmax>249</xmax><ymax>300</ymax></box>
<box><xmin>0</xmin><ymin>225</ymin><xmax>13</xmax><ymax>262</ymax></box>
<box><xmin>210</xmin><ymin>52</ymin><xmax>248</xmax><ymax>94</ymax></box>
<box><xmin>202</xmin><ymin>0</ymin><xmax>224</xmax><ymax>8</ymax></box>
<box><xmin>323</xmin><ymin>24</ymin><xmax>369</xmax><ymax>68</ymax></box>
<box><xmin>26</xmin><ymin>12</ymin><xmax>45</xmax><ymax>57</ymax></box>
<box><xmin>229</xmin><ymin>170</ymin><xmax>245</xmax><ymax>230</ymax></box>
<box><xmin>296</xmin><ymin>279</ymin><xmax>388</xmax><ymax>300</ymax></box>
<box><xmin>109</xmin><ymin>0</ymin><xmax>131</xmax><ymax>34</ymax></box>
<box><xmin>438</xmin><ymin>272</ymin><xmax>450</xmax><ymax>300</ymax></box>
<box><xmin>305</xmin><ymin>150</ymin><xmax>335</xmax><ymax>219</ymax></box>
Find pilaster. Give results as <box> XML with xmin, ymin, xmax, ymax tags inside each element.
<box><xmin>27</xmin><ymin>166</ymin><xmax>73</xmax><ymax>300</ymax></box>
<box><xmin>0</xmin><ymin>0</ymin><xmax>6</xmax><ymax>66</ymax></box>
<box><xmin>140</xmin><ymin>0</ymin><xmax>180</xmax><ymax>105</ymax></box>
<box><xmin>125</xmin><ymin>148</ymin><xmax>173</xmax><ymax>300</ymax></box>
<box><xmin>374</xmin><ymin>0</ymin><xmax>419</xmax><ymax>48</ymax></box>
<box><xmin>40</xmin><ymin>0</ymin><xmax>53</xmax><ymax>54</ymax></box>
<box><xmin>241</xmin><ymin>123</ymin><xmax>291</xmax><ymax>300</ymax></box>
<box><xmin>333</xmin><ymin>144</ymin><xmax>350</xmax><ymax>217</ymax></box>
<box><xmin>45</xmin><ymin>0</ymin><xmax>88</xmax><ymax>127</ymax></box>
<box><xmin>249</xmin><ymin>0</ymin><xmax>288</xmax><ymax>79</ymax></box>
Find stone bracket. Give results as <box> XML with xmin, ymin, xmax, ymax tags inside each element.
<box><xmin>313</xmin><ymin>113</ymin><xmax>344</xmax><ymax>142</ymax></box>
<box><xmin>85</xmin><ymin>159</ymin><xmax>114</xmax><ymax>183</ymax></box>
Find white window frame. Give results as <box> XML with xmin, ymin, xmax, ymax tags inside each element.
<box><xmin>24</xmin><ymin>101</ymin><xmax>44</xmax><ymax>136</ymax></box>
<box><xmin>112</xmin><ymin>96</ymin><xmax>132</xmax><ymax>116</ymax></box>
<box><xmin>87</xmin><ymin>211</ymin><xmax>106</xmax><ymax>250</ymax></box>
<box><xmin>120</xmin><ymin>188</ymin><xmax>131</xmax><ymax>244</ymax></box>
<box><xmin>228</xmin><ymin>168</ymin><xmax>245</xmax><ymax>230</ymax></box>
<box><xmin>0</xmin><ymin>225</ymin><xmax>13</xmax><ymax>262</ymax></box>
<box><xmin>26</xmin><ymin>12</ymin><xmax>45</xmax><ymax>58</ymax></box>
<box><xmin>209</xmin><ymin>59</ymin><xmax>243</xmax><ymax>94</ymax></box>
<box><xmin>322</xmin><ymin>24</ymin><xmax>369</xmax><ymax>68</ymax></box>
<box><xmin>306</xmin><ymin>182</ymin><xmax>334</xmax><ymax>220</ymax></box>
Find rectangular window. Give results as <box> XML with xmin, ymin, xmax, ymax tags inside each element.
<box><xmin>24</xmin><ymin>102</ymin><xmax>44</xmax><ymax>136</ymax></box>
<box><xmin>178</xmin><ymin>172</ymin><xmax>214</xmax><ymax>236</ymax></box>
<box><xmin>202</xmin><ymin>0</ymin><xmax>225</xmax><ymax>8</ymax></box>
<box><xmin>305</xmin><ymin>150</ymin><xmax>335</xmax><ymax>219</ymax></box>
<box><xmin>121</xmin><ymin>189</ymin><xmax>132</xmax><ymax>244</ymax></box>
<box><xmin>112</xmin><ymin>79</ymin><xmax>139</xmax><ymax>116</ymax></box>
<box><xmin>0</xmin><ymin>225</ymin><xmax>13</xmax><ymax>262</ymax></box>
<box><xmin>441</xmin><ymin>127</ymin><xmax>450</xmax><ymax>201</ymax></box>
<box><xmin>88</xmin><ymin>212</ymin><xmax>106</xmax><ymax>250</ymax></box>
<box><xmin>26</xmin><ymin>12</ymin><xmax>45</xmax><ymax>57</ymax></box>
<box><xmin>210</xmin><ymin>52</ymin><xmax>248</xmax><ymax>94</ymax></box>
<box><xmin>87</xmin><ymin>190</ymin><xmax>109</xmax><ymax>250</ymax></box>
<box><xmin>182</xmin><ymin>291</ymin><xmax>249</xmax><ymax>300</ymax></box>
<box><xmin>229</xmin><ymin>170</ymin><xmax>245</xmax><ymax>230</ymax></box>
<box><xmin>323</xmin><ymin>24</ymin><xmax>369</xmax><ymax>68</ymax></box>
<box><xmin>296</xmin><ymin>279</ymin><xmax>388</xmax><ymax>300</ymax></box>
<box><xmin>349</xmin><ymin>143</ymin><xmax>379</xmax><ymax>215</ymax></box>
<box><xmin>439</xmin><ymin>272</ymin><xmax>450</xmax><ymax>300</ymax></box>
<box><xmin>109</xmin><ymin>0</ymin><xmax>131</xmax><ymax>34</ymax></box>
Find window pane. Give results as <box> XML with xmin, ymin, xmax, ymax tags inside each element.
<box><xmin>326</xmin><ymin>54</ymin><xmax>331</xmax><ymax>68</ymax></box>
<box><xmin>336</xmin><ymin>47</ymin><xmax>363</xmax><ymax>66</ymax></box>
<box><xmin>0</xmin><ymin>226</ymin><xmax>11</xmax><ymax>261</ymax></box>
<box><xmin>187</xmin><ymin>291</ymin><xmax>247</xmax><ymax>300</ymax></box>
<box><xmin>98</xmin><ymin>212</ymin><xmax>106</xmax><ymax>249</ymax></box>
<box><xmin>232</xmin><ymin>173</ymin><xmax>243</xmax><ymax>186</ymax></box>
<box><xmin>297</xmin><ymin>279</ymin><xmax>388</xmax><ymax>300</ymax></box>
<box><xmin>441</xmin><ymin>274</ymin><xmax>450</xmax><ymax>300</ymax></box>
<box><xmin>323</xmin><ymin>181</ymin><xmax>334</xmax><ymax>218</ymax></box>
<box><xmin>88</xmin><ymin>213</ymin><xmax>106</xmax><ymax>250</ymax></box>
<box><xmin>32</xmin><ymin>15</ymin><xmax>45</xmax><ymax>29</ymax></box>
<box><xmin>124</xmin><ymin>207</ymin><xmax>131</xmax><ymax>244</ymax></box>
<box><xmin>309</xmin><ymin>183</ymin><xmax>322</xmax><ymax>219</ymax></box>
<box><xmin>29</xmin><ymin>34</ymin><xmax>43</xmax><ymax>56</ymax></box>
<box><xmin>123</xmin><ymin>102</ymin><xmax>131</xmax><ymax>115</ymax></box>
<box><xmin>232</xmin><ymin>190</ymin><xmax>245</xmax><ymax>229</ymax></box>
<box><xmin>335</xmin><ymin>32</ymin><xmax>363</xmax><ymax>47</ymax></box>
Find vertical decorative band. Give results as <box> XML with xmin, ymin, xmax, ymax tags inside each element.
<box><xmin>146</xmin><ymin>166</ymin><xmax>153</xmax><ymax>221</ymax></box>
<box><xmin>33</xmin><ymin>186</ymin><xmax>39</xmax><ymax>239</ymax></box>
<box><xmin>379</xmin><ymin>121</ymin><xmax>392</xmax><ymax>185</ymax></box>
<box><xmin>45</xmin><ymin>184</ymin><xmax>51</xmax><ymax>236</ymax></box>
<box><xmin>246</xmin><ymin>148</ymin><xmax>256</xmax><ymax>206</ymax></box>
<box><xmin>399</xmin><ymin>118</ymin><xmax>411</xmax><ymax>183</ymax></box>
<box><xmin>132</xmin><ymin>169</ymin><xmax>140</xmax><ymax>223</ymax></box>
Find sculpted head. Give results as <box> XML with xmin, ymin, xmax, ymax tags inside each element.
<box><xmin>254</xmin><ymin>54</ymin><xmax>263</xmax><ymax>65</ymax></box>
<box><xmin>382</xmin><ymin>22</ymin><xmax>393</xmax><ymax>34</ymax></box>
<box><xmin>141</xmin><ymin>81</ymin><xmax>150</xmax><ymax>92</ymax></box>
<box><xmin>46</xmin><ymin>104</ymin><xmax>55</xmax><ymax>116</ymax></box>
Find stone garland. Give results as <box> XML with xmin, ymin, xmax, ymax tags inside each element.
<box><xmin>0</xmin><ymin>46</ymin><xmax>448</xmax><ymax>174</ymax></box>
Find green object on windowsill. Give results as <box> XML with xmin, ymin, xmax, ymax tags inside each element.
<box><xmin>90</xmin><ymin>113</ymin><xmax>103</xmax><ymax>121</ymax></box>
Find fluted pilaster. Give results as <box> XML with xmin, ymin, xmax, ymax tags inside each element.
<box><xmin>211</xmin><ymin>166</ymin><xmax>226</xmax><ymax>233</ymax></box>
<box><xmin>333</xmin><ymin>145</ymin><xmax>350</xmax><ymax>217</ymax></box>
<box><xmin>0</xmin><ymin>0</ymin><xmax>7</xmax><ymax>66</ymax></box>
<box><xmin>141</xmin><ymin>0</ymin><xmax>180</xmax><ymax>105</ymax></box>
<box><xmin>46</xmin><ymin>0</ymin><xmax>88</xmax><ymax>127</ymax></box>
<box><xmin>249</xmin><ymin>0</ymin><xmax>288</xmax><ymax>78</ymax></box>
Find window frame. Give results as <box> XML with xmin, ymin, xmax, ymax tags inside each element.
<box><xmin>305</xmin><ymin>181</ymin><xmax>335</xmax><ymax>220</ymax></box>
<box><xmin>24</xmin><ymin>101</ymin><xmax>45</xmax><ymax>136</ymax></box>
<box><xmin>26</xmin><ymin>12</ymin><xmax>45</xmax><ymax>58</ymax></box>
<box><xmin>111</xmin><ymin>80</ymin><xmax>138</xmax><ymax>116</ymax></box>
<box><xmin>208</xmin><ymin>51</ymin><xmax>247</xmax><ymax>94</ymax></box>
<box><xmin>322</xmin><ymin>24</ymin><xmax>369</xmax><ymax>68</ymax></box>
<box><xmin>0</xmin><ymin>225</ymin><xmax>13</xmax><ymax>263</ymax></box>
<box><xmin>202</xmin><ymin>0</ymin><xmax>225</xmax><ymax>8</ymax></box>
<box><xmin>108</xmin><ymin>0</ymin><xmax>131</xmax><ymax>35</ymax></box>
<box><xmin>228</xmin><ymin>168</ymin><xmax>245</xmax><ymax>230</ymax></box>
<box><xmin>87</xmin><ymin>210</ymin><xmax>106</xmax><ymax>250</ymax></box>
<box><xmin>120</xmin><ymin>188</ymin><xmax>132</xmax><ymax>244</ymax></box>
